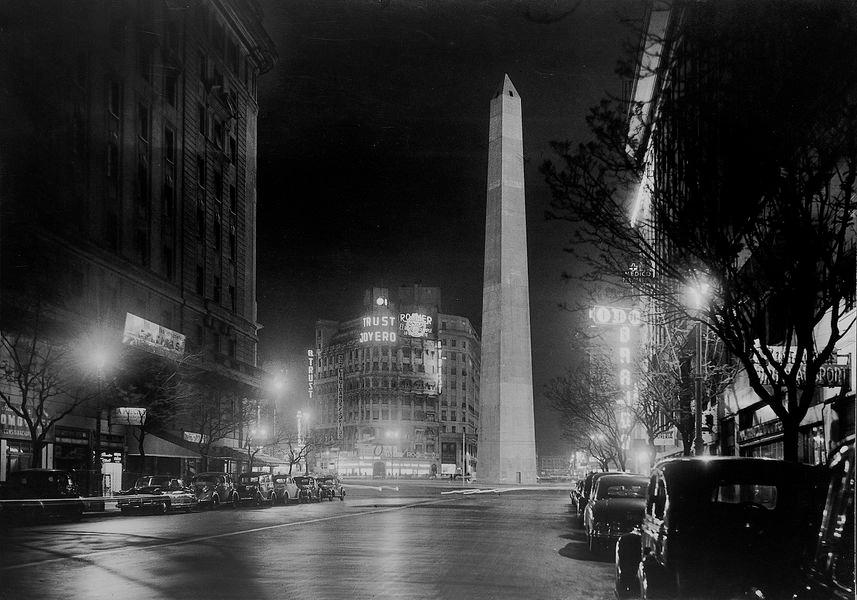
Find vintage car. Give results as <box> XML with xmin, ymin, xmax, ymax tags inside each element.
<box><xmin>576</xmin><ymin>471</ymin><xmax>624</xmax><ymax>517</ymax></box>
<box><xmin>116</xmin><ymin>476</ymin><xmax>197</xmax><ymax>514</ymax></box>
<box><xmin>189</xmin><ymin>472</ymin><xmax>239</xmax><ymax>509</ymax></box>
<box><xmin>316</xmin><ymin>476</ymin><xmax>345</xmax><ymax>501</ymax></box>
<box><xmin>271</xmin><ymin>474</ymin><xmax>299</xmax><ymax>504</ymax></box>
<box><xmin>0</xmin><ymin>469</ymin><xmax>85</xmax><ymax>523</ymax></box>
<box><xmin>234</xmin><ymin>473</ymin><xmax>275</xmax><ymax>506</ymax></box>
<box><xmin>583</xmin><ymin>473</ymin><xmax>647</xmax><ymax>553</ymax></box>
<box><xmin>570</xmin><ymin>478</ymin><xmax>584</xmax><ymax>510</ymax></box>
<box><xmin>293</xmin><ymin>476</ymin><xmax>321</xmax><ymax>503</ymax></box>
<box><xmin>785</xmin><ymin>441</ymin><xmax>855</xmax><ymax>600</ymax></box>
<box><xmin>614</xmin><ymin>457</ymin><xmax>828</xmax><ymax>599</ymax></box>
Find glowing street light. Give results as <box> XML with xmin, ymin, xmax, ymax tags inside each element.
<box><xmin>686</xmin><ymin>275</ymin><xmax>712</xmax><ymax>457</ymax></box>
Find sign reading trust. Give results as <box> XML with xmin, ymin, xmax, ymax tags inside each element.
<box><xmin>122</xmin><ymin>313</ymin><xmax>186</xmax><ymax>360</ymax></box>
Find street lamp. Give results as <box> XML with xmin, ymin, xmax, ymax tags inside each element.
<box><xmin>90</xmin><ymin>346</ymin><xmax>110</xmax><ymax>498</ymax></box>
<box><xmin>686</xmin><ymin>277</ymin><xmax>711</xmax><ymax>457</ymax></box>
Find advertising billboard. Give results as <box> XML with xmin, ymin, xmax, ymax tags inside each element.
<box><xmin>359</xmin><ymin>313</ymin><xmax>398</xmax><ymax>343</ymax></box>
<box><xmin>398</xmin><ymin>305</ymin><xmax>438</xmax><ymax>340</ymax></box>
<box><xmin>122</xmin><ymin>313</ymin><xmax>185</xmax><ymax>360</ymax></box>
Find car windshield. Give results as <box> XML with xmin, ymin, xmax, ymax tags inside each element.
<box><xmin>294</xmin><ymin>477</ymin><xmax>311</xmax><ymax>485</ymax></box>
<box><xmin>273</xmin><ymin>477</ymin><xmax>289</xmax><ymax>484</ymax></box>
<box><xmin>239</xmin><ymin>475</ymin><xmax>258</xmax><ymax>484</ymax></box>
<box><xmin>191</xmin><ymin>475</ymin><xmax>221</xmax><ymax>484</ymax></box>
<box><xmin>712</xmin><ymin>482</ymin><xmax>778</xmax><ymax>510</ymax></box>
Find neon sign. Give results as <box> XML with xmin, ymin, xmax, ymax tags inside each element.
<box><xmin>589</xmin><ymin>306</ymin><xmax>643</xmax><ymax>326</ymax></box>
<box><xmin>307</xmin><ymin>349</ymin><xmax>315</xmax><ymax>399</ymax></box>
<box><xmin>400</xmin><ymin>312</ymin><xmax>434</xmax><ymax>338</ymax></box>
<box><xmin>359</xmin><ymin>315</ymin><xmax>398</xmax><ymax>343</ymax></box>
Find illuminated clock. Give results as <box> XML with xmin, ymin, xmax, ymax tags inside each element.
<box><xmin>404</xmin><ymin>313</ymin><xmax>427</xmax><ymax>337</ymax></box>
<box><xmin>375</xmin><ymin>297</ymin><xmax>385</xmax><ymax>306</ymax></box>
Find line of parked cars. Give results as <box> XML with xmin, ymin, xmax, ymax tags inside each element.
<box><xmin>570</xmin><ymin>440</ymin><xmax>855</xmax><ymax>600</ymax></box>
<box><xmin>116</xmin><ymin>472</ymin><xmax>346</xmax><ymax>515</ymax></box>
<box><xmin>0</xmin><ymin>471</ymin><xmax>347</xmax><ymax>524</ymax></box>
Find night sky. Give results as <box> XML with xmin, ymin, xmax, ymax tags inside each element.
<box><xmin>255</xmin><ymin>0</ymin><xmax>643</xmax><ymax>455</ymax></box>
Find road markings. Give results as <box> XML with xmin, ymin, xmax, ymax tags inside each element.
<box><xmin>0</xmin><ymin>497</ymin><xmax>456</xmax><ymax>572</ymax></box>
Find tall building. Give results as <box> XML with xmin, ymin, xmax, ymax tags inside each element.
<box><xmin>311</xmin><ymin>286</ymin><xmax>480</xmax><ymax>478</ymax></box>
<box><xmin>0</xmin><ymin>1</ymin><xmax>277</xmax><ymax>486</ymax></box>
<box><xmin>478</xmin><ymin>75</ymin><xmax>538</xmax><ymax>484</ymax></box>
<box><xmin>626</xmin><ymin>1</ymin><xmax>855</xmax><ymax>464</ymax></box>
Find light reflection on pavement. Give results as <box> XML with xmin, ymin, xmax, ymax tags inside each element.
<box><xmin>0</xmin><ymin>485</ymin><xmax>613</xmax><ymax>600</ymax></box>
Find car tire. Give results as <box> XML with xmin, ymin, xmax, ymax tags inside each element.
<box><xmin>210</xmin><ymin>494</ymin><xmax>220</xmax><ymax>510</ymax></box>
<box><xmin>120</xmin><ymin>508</ymin><xmax>130</xmax><ymax>515</ymax></box>
<box><xmin>231</xmin><ymin>493</ymin><xmax>239</xmax><ymax>509</ymax></box>
<box><xmin>158</xmin><ymin>500</ymin><xmax>170</xmax><ymax>515</ymax></box>
<box><xmin>339</xmin><ymin>492</ymin><xmax>345</xmax><ymax>501</ymax></box>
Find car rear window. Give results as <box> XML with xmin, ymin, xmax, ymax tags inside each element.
<box><xmin>712</xmin><ymin>482</ymin><xmax>778</xmax><ymax>509</ymax></box>
<box><xmin>602</xmin><ymin>484</ymin><xmax>646</xmax><ymax>498</ymax></box>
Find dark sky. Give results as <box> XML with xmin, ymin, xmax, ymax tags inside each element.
<box><xmin>255</xmin><ymin>0</ymin><xmax>643</xmax><ymax>456</ymax></box>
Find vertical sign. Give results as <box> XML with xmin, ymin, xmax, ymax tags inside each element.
<box><xmin>336</xmin><ymin>356</ymin><xmax>344</xmax><ymax>440</ymax></box>
<box><xmin>307</xmin><ymin>349</ymin><xmax>315</xmax><ymax>399</ymax></box>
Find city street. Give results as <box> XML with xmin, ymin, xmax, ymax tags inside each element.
<box><xmin>0</xmin><ymin>484</ymin><xmax>613</xmax><ymax>600</ymax></box>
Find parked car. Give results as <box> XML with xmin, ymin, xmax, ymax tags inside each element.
<box><xmin>615</xmin><ymin>457</ymin><xmax>828</xmax><ymax>599</ymax></box>
<box><xmin>0</xmin><ymin>469</ymin><xmax>85</xmax><ymax>523</ymax></box>
<box><xmin>271</xmin><ymin>474</ymin><xmax>299</xmax><ymax>505</ymax></box>
<box><xmin>576</xmin><ymin>471</ymin><xmax>623</xmax><ymax>518</ymax></box>
<box><xmin>583</xmin><ymin>473</ymin><xmax>648</xmax><ymax>553</ymax></box>
<box><xmin>293</xmin><ymin>476</ymin><xmax>320</xmax><ymax>503</ymax></box>
<box><xmin>570</xmin><ymin>478</ymin><xmax>584</xmax><ymax>511</ymax></box>
<box><xmin>234</xmin><ymin>473</ymin><xmax>275</xmax><ymax>507</ymax></box>
<box><xmin>116</xmin><ymin>476</ymin><xmax>197</xmax><ymax>514</ymax></box>
<box><xmin>785</xmin><ymin>441</ymin><xmax>855</xmax><ymax>600</ymax></box>
<box><xmin>190</xmin><ymin>472</ymin><xmax>239</xmax><ymax>509</ymax></box>
<box><xmin>316</xmin><ymin>476</ymin><xmax>345</xmax><ymax>501</ymax></box>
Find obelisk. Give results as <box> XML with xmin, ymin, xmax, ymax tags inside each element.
<box><xmin>478</xmin><ymin>74</ymin><xmax>538</xmax><ymax>485</ymax></box>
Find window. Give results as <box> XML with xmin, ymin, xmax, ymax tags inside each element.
<box><xmin>196</xmin><ymin>266</ymin><xmax>204</xmax><ymax>295</ymax></box>
<box><xmin>164</xmin><ymin>127</ymin><xmax>175</xmax><ymax>163</ymax></box>
<box><xmin>196</xmin><ymin>204</ymin><xmax>205</xmax><ymax>240</ymax></box>
<box><xmin>213</xmin><ymin>276</ymin><xmax>221</xmax><ymax>303</ymax></box>
<box><xmin>712</xmin><ymin>483</ymin><xmax>778</xmax><ymax>510</ymax></box>
<box><xmin>228</xmin><ymin>285</ymin><xmax>235</xmax><ymax>312</ymax></box>
<box><xmin>199</xmin><ymin>51</ymin><xmax>207</xmax><ymax>82</ymax></box>
<box><xmin>229</xmin><ymin>136</ymin><xmax>236</xmax><ymax>163</ymax></box>
<box><xmin>164</xmin><ymin>71</ymin><xmax>177</xmax><ymax>107</ymax></box>
<box><xmin>227</xmin><ymin>38</ymin><xmax>239</xmax><ymax>74</ymax></box>
<box><xmin>138</xmin><ymin>45</ymin><xmax>151</xmax><ymax>81</ymax></box>
<box><xmin>214</xmin><ymin>170</ymin><xmax>223</xmax><ymax>201</ymax></box>
<box><xmin>229</xmin><ymin>230</ymin><xmax>236</xmax><ymax>262</ymax></box>
<box><xmin>229</xmin><ymin>185</ymin><xmax>237</xmax><ymax>213</ymax></box>
<box><xmin>213</xmin><ymin>217</ymin><xmax>221</xmax><ymax>250</ymax></box>
<box><xmin>161</xmin><ymin>246</ymin><xmax>174</xmax><ymax>280</ymax></box>
<box><xmin>138</xmin><ymin>104</ymin><xmax>150</xmax><ymax>141</ymax></box>
<box><xmin>137</xmin><ymin>158</ymin><xmax>149</xmax><ymax>205</ymax></box>
<box><xmin>197</xmin><ymin>103</ymin><xmax>206</xmax><ymax>136</ymax></box>
<box><xmin>106</xmin><ymin>142</ymin><xmax>119</xmax><ymax>179</ymax></box>
<box><xmin>213</xmin><ymin>118</ymin><xmax>224</xmax><ymax>148</ymax></box>
<box><xmin>228</xmin><ymin>338</ymin><xmax>236</xmax><ymax>358</ymax></box>
<box><xmin>134</xmin><ymin>230</ymin><xmax>149</xmax><ymax>266</ymax></box>
<box><xmin>108</xmin><ymin>80</ymin><xmax>121</xmax><ymax>116</ymax></box>
<box><xmin>196</xmin><ymin>156</ymin><xmax>206</xmax><ymax>188</ymax></box>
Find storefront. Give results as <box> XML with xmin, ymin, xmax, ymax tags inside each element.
<box><xmin>1</xmin><ymin>406</ymin><xmax>39</xmax><ymax>480</ymax></box>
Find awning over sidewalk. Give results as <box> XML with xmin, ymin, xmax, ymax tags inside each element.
<box><xmin>126</xmin><ymin>433</ymin><xmax>201</xmax><ymax>459</ymax></box>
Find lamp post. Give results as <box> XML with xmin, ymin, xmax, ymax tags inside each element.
<box><xmin>92</xmin><ymin>349</ymin><xmax>108</xmax><ymax>498</ymax></box>
<box><xmin>687</xmin><ymin>278</ymin><xmax>711</xmax><ymax>457</ymax></box>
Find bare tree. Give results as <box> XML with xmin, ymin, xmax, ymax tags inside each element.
<box><xmin>181</xmin><ymin>385</ymin><xmax>252</xmax><ymax>471</ymax></box>
<box><xmin>0</xmin><ymin>304</ymin><xmax>109</xmax><ymax>468</ymax></box>
<box><xmin>546</xmin><ymin>353</ymin><xmax>633</xmax><ymax>471</ymax></box>
<box><xmin>542</xmin><ymin>1</ymin><xmax>857</xmax><ymax>461</ymax></box>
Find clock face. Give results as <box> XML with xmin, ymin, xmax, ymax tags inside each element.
<box><xmin>375</xmin><ymin>297</ymin><xmax>385</xmax><ymax>306</ymax></box>
<box><xmin>404</xmin><ymin>313</ymin><xmax>426</xmax><ymax>337</ymax></box>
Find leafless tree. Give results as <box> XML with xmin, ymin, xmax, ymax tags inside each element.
<box><xmin>0</xmin><ymin>304</ymin><xmax>109</xmax><ymax>468</ymax></box>
<box><xmin>546</xmin><ymin>353</ymin><xmax>633</xmax><ymax>471</ymax></box>
<box><xmin>542</xmin><ymin>0</ymin><xmax>857</xmax><ymax>461</ymax></box>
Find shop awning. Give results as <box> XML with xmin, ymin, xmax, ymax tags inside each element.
<box><xmin>127</xmin><ymin>433</ymin><xmax>201</xmax><ymax>459</ymax></box>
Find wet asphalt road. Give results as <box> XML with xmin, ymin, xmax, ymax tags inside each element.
<box><xmin>0</xmin><ymin>482</ymin><xmax>613</xmax><ymax>600</ymax></box>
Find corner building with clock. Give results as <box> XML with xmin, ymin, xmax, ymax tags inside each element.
<box><xmin>311</xmin><ymin>285</ymin><xmax>480</xmax><ymax>478</ymax></box>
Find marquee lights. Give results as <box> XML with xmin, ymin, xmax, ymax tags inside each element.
<box><xmin>307</xmin><ymin>349</ymin><xmax>315</xmax><ymax>399</ymax></box>
<box><xmin>589</xmin><ymin>306</ymin><xmax>643</xmax><ymax>327</ymax></box>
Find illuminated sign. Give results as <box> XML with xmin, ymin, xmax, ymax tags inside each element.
<box><xmin>111</xmin><ymin>407</ymin><xmax>147</xmax><ymax>426</ymax></box>
<box><xmin>589</xmin><ymin>306</ymin><xmax>643</xmax><ymax>327</ymax></box>
<box><xmin>337</xmin><ymin>357</ymin><xmax>344</xmax><ymax>440</ymax></box>
<box><xmin>399</xmin><ymin>306</ymin><xmax>438</xmax><ymax>339</ymax></box>
<box><xmin>359</xmin><ymin>315</ymin><xmax>398</xmax><ymax>343</ymax></box>
<box><xmin>307</xmin><ymin>350</ymin><xmax>315</xmax><ymax>399</ymax></box>
<box><xmin>122</xmin><ymin>313</ymin><xmax>185</xmax><ymax>359</ymax></box>
<box><xmin>753</xmin><ymin>347</ymin><xmax>851</xmax><ymax>388</ymax></box>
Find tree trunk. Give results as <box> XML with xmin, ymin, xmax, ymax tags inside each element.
<box><xmin>680</xmin><ymin>432</ymin><xmax>693</xmax><ymax>456</ymax></box>
<box><xmin>31</xmin><ymin>435</ymin><xmax>44</xmax><ymax>469</ymax></box>
<box><xmin>137</xmin><ymin>428</ymin><xmax>147</xmax><ymax>466</ymax></box>
<box><xmin>781</xmin><ymin>416</ymin><xmax>800</xmax><ymax>462</ymax></box>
